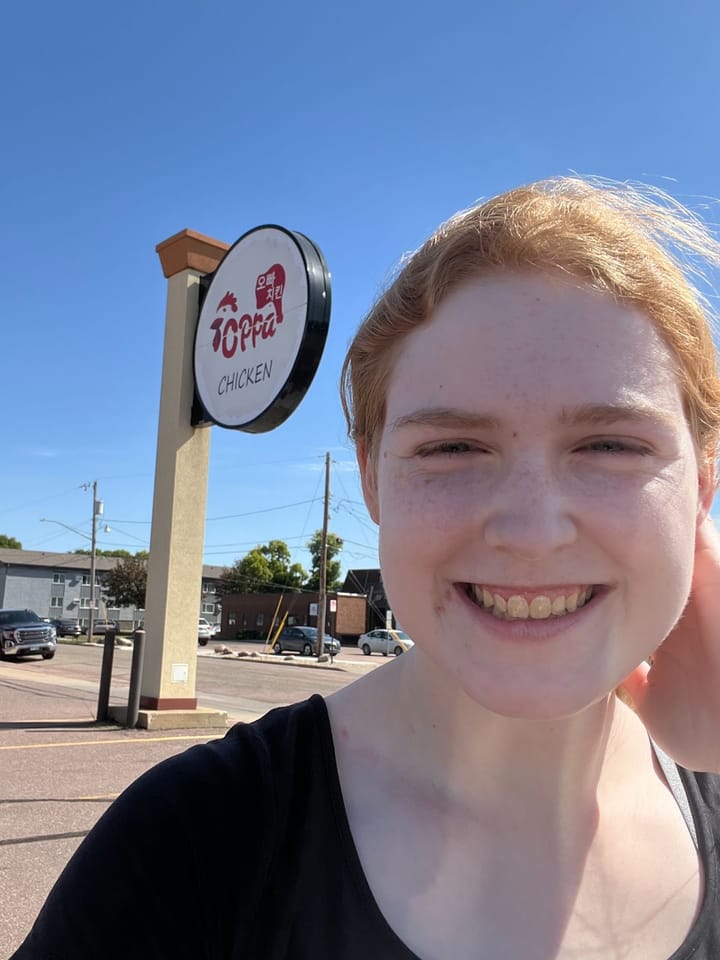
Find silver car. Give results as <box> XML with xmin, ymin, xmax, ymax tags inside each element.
<box><xmin>358</xmin><ymin>629</ymin><xmax>414</xmax><ymax>657</ymax></box>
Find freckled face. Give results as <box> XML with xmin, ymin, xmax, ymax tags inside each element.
<box><xmin>361</xmin><ymin>272</ymin><xmax>705</xmax><ymax>718</ymax></box>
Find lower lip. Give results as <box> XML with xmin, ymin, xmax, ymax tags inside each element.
<box><xmin>455</xmin><ymin>584</ymin><xmax>606</xmax><ymax>644</ymax></box>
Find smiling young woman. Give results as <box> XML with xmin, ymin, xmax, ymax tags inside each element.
<box><xmin>13</xmin><ymin>179</ymin><xmax>720</xmax><ymax>960</ymax></box>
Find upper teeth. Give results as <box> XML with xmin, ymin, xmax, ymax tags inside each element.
<box><xmin>470</xmin><ymin>585</ymin><xmax>593</xmax><ymax>620</ymax></box>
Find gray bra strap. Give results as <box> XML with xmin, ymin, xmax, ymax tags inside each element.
<box><xmin>651</xmin><ymin>741</ymin><xmax>698</xmax><ymax>849</ymax></box>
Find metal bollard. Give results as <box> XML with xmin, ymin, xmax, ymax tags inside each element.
<box><xmin>96</xmin><ymin>629</ymin><xmax>116</xmax><ymax>722</ymax></box>
<box><xmin>125</xmin><ymin>629</ymin><xmax>145</xmax><ymax>729</ymax></box>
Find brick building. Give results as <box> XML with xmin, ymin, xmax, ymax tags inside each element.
<box><xmin>220</xmin><ymin>590</ymin><xmax>367</xmax><ymax>644</ymax></box>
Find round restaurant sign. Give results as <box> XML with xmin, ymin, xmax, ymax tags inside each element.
<box><xmin>193</xmin><ymin>225</ymin><xmax>331</xmax><ymax>433</ymax></box>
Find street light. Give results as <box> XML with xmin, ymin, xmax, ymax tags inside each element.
<box><xmin>39</xmin><ymin>518</ymin><xmax>92</xmax><ymax>541</ymax></box>
<box><xmin>39</xmin><ymin>519</ymin><xmax>111</xmax><ymax>542</ymax></box>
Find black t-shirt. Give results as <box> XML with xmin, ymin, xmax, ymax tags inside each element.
<box><xmin>12</xmin><ymin>695</ymin><xmax>720</xmax><ymax>959</ymax></box>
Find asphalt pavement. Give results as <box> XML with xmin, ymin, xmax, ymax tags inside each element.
<box><xmin>0</xmin><ymin>640</ymin><xmax>379</xmax><ymax>957</ymax></box>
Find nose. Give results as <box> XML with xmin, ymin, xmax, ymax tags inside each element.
<box><xmin>482</xmin><ymin>458</ymin><xmax>578</xmax><ymax>560</ymax></box>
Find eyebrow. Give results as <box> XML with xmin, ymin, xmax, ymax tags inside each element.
<box><xmin>389</xmin><ymin>409</ymin><xmax>501</xmax><ymax>432</ymax></box>
<box><xmin>558</xmin><ymin>402</ymin><xmax>677</xmax><ymax>429</ymax></box>
<box><xmin>388</xmin><ymin>402</ymin><xmax>677</xmax><ymax>432</ymax></box>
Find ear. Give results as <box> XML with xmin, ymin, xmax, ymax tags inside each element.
<box><xmin>357</xmin><ymin>439</ymin><xmax>380</xmax><ymax>524</ymax></box>
<box><xmin>697</xmin><ymin>460</ymin><xmax>716</xmax><ymax>526</ymax></box>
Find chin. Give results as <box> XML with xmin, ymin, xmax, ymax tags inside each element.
<box><xmin>455</xmin><ymin>672</ymin><xmax>613</xmax><ymax>723</ymax></box>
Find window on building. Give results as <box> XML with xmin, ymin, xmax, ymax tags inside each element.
<box><xmin>53</xmin><ymin>573</ymin><xmax>65</xmax><ymax>584</ymax></box>
<box><xmin>256</xmin><ymin>613</ymin><xmax>264</xmax><ymax>627</ymax></box>
<box><xmin>50</xmin><ymin>597</ymin><xmax>63</xmax><ymax>608</ymax></box>
<box><xmin>228</xmin><ymin>613</ymin><xmax>237</xmax><ymax>626</ymax></box>
<box><xmin>79</xmin><ymin>598</ymin><xmax>99</xmax><ymax>609</ymax></box>
<box><xmin>201</xmin><ymin>603</ymin><xmax>215</xmax><ymax>615</ymax></box>
<box><xmin>81</xmin><ymin>574</ymin><xmax>104</xmax><ymax>587</ymax></box>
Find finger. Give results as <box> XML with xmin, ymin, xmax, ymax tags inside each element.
<box><xmin>618</xmin><ymin>661</ymin><xmax>650</xmax><ymax>711</ymax></box>
<box><xmin>691</xmin><ymin>514</ymin><xmax>720</xmax><ymax>591</ymax></box>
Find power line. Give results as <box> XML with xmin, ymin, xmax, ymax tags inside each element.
<box><xmin>206</xmin><ymin>498</ymin><xmax>323</xmax><ymax>522</ymax></box>
<box><xmin>104</xmin><ymin>497</ymin><xmax>323</xmax><ymax>525</ymax></box>
<box><xmin>0</xmin><ymin>485</ymin><xmax>92</xmax><ymax>519</ymax></box>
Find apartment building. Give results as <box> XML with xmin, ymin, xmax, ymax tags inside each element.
<box><xmin>0</xmin><ymin>548</ymin><xmax>224</xmax><ymax>631</ymax></box>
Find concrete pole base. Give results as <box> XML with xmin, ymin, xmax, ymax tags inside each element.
<box><xmin>107</xmin><ymin>705</ymin><xmax>228</xmax><ymax>730</ymax></box>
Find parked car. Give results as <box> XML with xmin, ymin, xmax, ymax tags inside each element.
<box><xmin>51</xmin><ymin>618</ymin><xmax>82</xmax><ymax>638</ymax></box>
<box><xmin>198</xmin><ymin>618</ymin><xmax>213</xmax><ymax>646</ymax></box>
<box><xmin>273</xmin><ymin>625</ymin><xmax>341</xmax><ymax>657</ymax></box>
<box><xmin>87</xmin><ymin>619</ymin><xmax>120</xmax><ymax>636</ymax></box>
<box><xmin>358</xmin><ymin>629</ymin><xmax>414</xmax><ymax>657</ymax></box>
<box><xmin>0</xmin><ymin>608</ymin><xmax>57</xmax><ymax>660</ymax></box>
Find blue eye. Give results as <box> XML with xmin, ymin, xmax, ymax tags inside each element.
<box><xmin>580</xmin><ymin>439</ymin><xmax>649</xmax><ymax>455</ymax></box>
<box><xmin>418</xmin><ymin>441</ymin><xmax>476</xmax><ymax>457</ymax></box>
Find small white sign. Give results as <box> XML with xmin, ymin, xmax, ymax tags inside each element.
<box><xmin>309</xmin><ymin>602</ymin><xmax>318</xmax><ymax>617</ymax></box>
<box><xmin>170</xmin><ymin>663</ymin><xmax>189</xmax><ymax>684</ymax></box>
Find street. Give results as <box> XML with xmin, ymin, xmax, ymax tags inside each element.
<box><xmin>0</xmin><ymin>642</ymin><xmax>381</xmax><ymax>957</ymax></box>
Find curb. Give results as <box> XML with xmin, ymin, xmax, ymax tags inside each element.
<box><xmin>57</xmin><ymin>638</ymin><xmax>376</xmax><ymax>673</ymax></box>
<box><xmin>203</xmin><ymin>648</ymin><xmax>379</xmax><ymax>674</ymax></box>
<box><xmin>207</xmin><ymin>650</ymin><xmax>347</xmax><ymax>671</ymax></box>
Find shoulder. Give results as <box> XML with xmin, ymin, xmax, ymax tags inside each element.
<box><xmin>680</xmin><ymin>768</ymin><xmax>720</xmax><ymax>821</ymax></box>
<box><xmin>677</xmin><ymin>768</ymin><xmax>720</xmax><ymax>868</ymax></box>
<box><xmin>13</xmin><ymin>698</ymin><xmax>329</xmax><ymax>960</ymax></box>
<box><xmin>106</xmin><ymin>695</ymin><xmax>327</xmax><ymax>835</ymax></box>
<box><xmin>676</xmin><ymin>770</ymin><xmax>720</xmax><ymax>957</ymax></box>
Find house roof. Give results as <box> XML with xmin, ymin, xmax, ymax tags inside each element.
<box><xmin>0</xmin><ymin>548</ymin><xmax>225</xmax><ymax>580</ymax></box>
<box><xmin>341</xmin><ymin>568</ymin><xmax>383</xmax><ymax>593</ymax></box>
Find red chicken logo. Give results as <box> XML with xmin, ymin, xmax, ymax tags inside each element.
<box><xmin>209</xmin><ymin>265</ymin><xmax>286</xmax><ymax>359</ymax></box>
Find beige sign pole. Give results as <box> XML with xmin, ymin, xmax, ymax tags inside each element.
<box><xmin>132</xmin><ymin>229</ymin><xmax>229</xmax><ymax>729</ymax></box>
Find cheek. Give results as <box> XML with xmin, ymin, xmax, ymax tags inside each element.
<box><xmin>377</xmin><ymin>468</ymin><xmax>483</xmax><ymax>540</ymax></box>
<box><xmin>375</xmin><ymin>472</ymin><xmax>474</xmax><ymax>613</ymax></box>
<box><xmin>586</xmin><ymin>468</ymin><xmax>698</xmax><ymax>614</ymax></box>
<box><xmin>590</xmin><ymin>461</ymin><xmax>698</xmax><ymax>531</ymax></box>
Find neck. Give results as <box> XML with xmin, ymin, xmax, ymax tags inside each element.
<box><xmin>365</xmin><ymin>650</ymin><xmax>648</xmax><ymax>827</ymax></box>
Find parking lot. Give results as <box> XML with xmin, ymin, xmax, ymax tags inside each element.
<box><xmin>0</xmin><ymin>641</ymin><xmax>380</xmax><ymax>956</ymax></box>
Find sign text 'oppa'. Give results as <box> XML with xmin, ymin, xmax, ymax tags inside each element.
<box><xmin>210</xmin><ymin>264</ymin><xmax>284</xmax><ymax>395</ymax></box>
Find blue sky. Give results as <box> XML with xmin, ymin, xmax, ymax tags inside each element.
<box><xmin>2</xmin><ymin>0</ymin><xmax>719</xmax><ymax>576</ymax></box>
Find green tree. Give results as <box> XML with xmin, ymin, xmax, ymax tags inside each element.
<box><xmin>103</xmin><ymin>556</ymin><xmax>147</xmax><ymax>609</ymax></box>
<box><xmin>304</xmin><ymin>531</ymin><xmax>343</xmax><ymax>591</ymax></box>
<box><xmin>74</xmin><ymin>548</ymin><xmax>135</xmax><ymax>558</ymax></box>
<box><xmin>218</xmin><ymin>540</ymin><xmax>306</xmax><ymax>595</ymax></box>
<box><xmin>0</xmin><ymin>534</ymin><xmax>22</xmax><ymax>549</ymax></box>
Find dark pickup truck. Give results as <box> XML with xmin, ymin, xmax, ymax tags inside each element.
<box><xmin>0</xmin><ymin>609</ymin><xmax>57</xmax><ymax>660</ymax></box>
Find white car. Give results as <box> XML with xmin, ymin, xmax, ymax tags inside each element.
<box><xmin>357</xmin><ymin>629</ymin><xmax>414</xmax><ymax>657</ymax></box>
<box><xmin>198</xmin><ymin>618</ymin><xmax>213</xmax><ymax>646</ymax></box>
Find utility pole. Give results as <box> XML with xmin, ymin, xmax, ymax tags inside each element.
<box><xmin>316</xmin><ymin>452</ymin><xmax>330</xmax><ymax>657</ymax></box>
<box><xmin>86</xmin><ymin>481</ymin><xmax>102</xmax><ymax>641</ymax></box>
